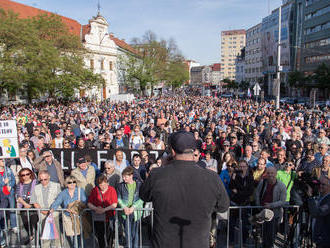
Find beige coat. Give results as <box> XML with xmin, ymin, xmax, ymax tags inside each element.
<box><xmin>33</xmin><ymin>156</ymin><xmax>65</xmax><ymax>187</ymax></box>
<box><xmin>71</xmin><ymin>166</ymin><xmax>95</xmax><ymax>196</ymax></box>
<box><xmin>31</xmin><ymin>181</ymin><xmax>61</xmax><ymax>218</ymax></box>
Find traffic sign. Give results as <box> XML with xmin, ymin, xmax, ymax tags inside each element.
<box><xmin>253</xmin><ymin>83</ymin><xmax>261</xmax><ymax>96</ymax></box>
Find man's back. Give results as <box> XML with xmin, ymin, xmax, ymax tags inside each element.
<box><xmin>140</xmin><ymin>160</ymin><xmax>229</xmax><ymax>248</ymax></box>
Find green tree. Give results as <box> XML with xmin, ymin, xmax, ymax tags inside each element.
<box><xmin>0</xmin><ymin>9</ymin><xmax>104</xmax><ymax>102</ymax></box>
<box><xmin>121</xmin><ymin>31</ymin><xmax>187</xmax><ymax>95</ymax></box>
<box><xmin>288</xmin><ymin>70</ymin><xmax>306</xmax><ymax>88</ymax></box>
<box><xmin>312</xmin><ymin>63</ymin><xmax>330</xmax><ymax>89</ymax></box>
<box><xmin>238</xmin><ymin>81</ymin><xmax>249</xmax><ymax>91</ymax></box>
<box><xmin>223</xmin><ymin>78</ymin><xmax>238</xmax><ymax>89</ymax></box>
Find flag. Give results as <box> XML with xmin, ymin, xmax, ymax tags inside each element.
<box><xmin>247</xmin><ymin>88</ymin><xmax>251</xmax><ymax>98</ymax></box>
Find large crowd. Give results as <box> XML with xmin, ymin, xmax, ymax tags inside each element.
<box><xmin>0</xmin><ymin>93</ymin><xmax>330</xmax><ymax>248</ymax></box>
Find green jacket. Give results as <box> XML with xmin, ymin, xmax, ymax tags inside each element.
<box><xmin>276</xmin><ymin>170</ymin><xmax>297</xmax><ymax>202</ymax></box>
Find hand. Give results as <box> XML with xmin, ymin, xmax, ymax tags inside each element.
<box><xmin>123</xmin><ymin>207</ymin><xmax>131</xmax><ymax>216</ymax></box>
<box><xmin>3</xmin><ymin>178</ymin><xmax>9</xmax><ymax>184</ymax></box>
<box><xmin>298</xmin><ymin>171</ymin><xmax>304</xmax><ymax>177</ymax></box>
<box><xmin>232</xmin><ymin>189</ymin><xmax>238</xmax><ymax>194</ymax></box>
<box><xmin>17</xmin><ymin>197</ymin><xmax>24</xmax><ymax>204</ymax></box>
<box><xmin>128</xmin><ymin>207</ymin><xmax>135</xmax><ymax>215</ymax></box>
<box><xmin>232</xmin><ymin>173</ymin><xmax>236</xmax><ymax>180</ymax></box>
<box><xmin>95</xmin><ymin>207</ymin><xmax>105</xmax><ymax>214</ymax></box>
<box><xmin>41</xmin><ymin>211</ymin><xmax>49</xmax><ymax>215</ymax></box>
<box><xmin>306</xmin><ymin>185</ymin><xmax>313</xmax><ymax>197</ymax></box>
<box><xmin>7</xmin><ymin>186</ymin><xmax>11</xmax><ymax>192</ymax></box>
<box><xmin>49</xmin><ymin>209</ymin><xmax>54</xmax><ymax>214</ymax></box>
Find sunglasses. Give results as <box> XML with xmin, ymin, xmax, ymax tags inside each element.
<box><xmin>39</xmin><ymin>178</ymin><xmax>49</xmax><ymax>182</ymax></box>
<box><xmin>21</xmin><ymin>173</ymin><xmax>31</xmax><ymax>177</ymax></box>
<box><xmin>67</xmin><ymin>181</ymin><xmax>76</xmax><ymax>185</ymax></box>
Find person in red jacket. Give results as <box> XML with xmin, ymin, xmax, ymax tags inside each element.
<box><xmin>88</xmin><ymin>175</ymin><xmax>118</xmax><ymax>248</ymax></box>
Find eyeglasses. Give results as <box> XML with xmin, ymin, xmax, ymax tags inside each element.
<box><xmin>21</xmin><ymin>173</ymin><xmax>31</xmax><ymax>177</ymax></box>
<box><xmin>39</xmin><ymin>178</ymin><xmax>49</xmax><ymax>182</ymax></box>
<box><xmin>67</xmin><ymin>181</ymin><xmax>76</xmax><ymax>185</ymax></box>
<box><xmin>44</xmin><ymin>155</ymin><xmax>52</xmax><ymax>158</ymax></box>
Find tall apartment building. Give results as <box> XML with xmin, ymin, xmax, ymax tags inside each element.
<box><xmin>220</xmin><ymin>29</ymin><xmax>246</xmax><ymax>80</ymax></box>
<box><xmin>245</xmin><ymin>23</ymin><xmax>263</xmax><ymax>85</ymax></box>
<box><xmin>300</xmin><ymin>0</ymin><xmax>330</xmax><ymax>74</ymax></box>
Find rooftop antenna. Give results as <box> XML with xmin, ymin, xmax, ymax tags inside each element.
<box><xmin>97</xmin><ymin>0</ymin><xmax>101</xmax><ymax>16</ymax></box>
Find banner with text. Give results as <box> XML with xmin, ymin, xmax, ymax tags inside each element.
<box><xmin>0</xmin><ymin>120</ymin><xmax>19</xmax><ymax>159</ymax></box>
<box><xmin>50</xmin><ymin>149</ymin><xmax>166</xmax><ymax>170</ymax></box>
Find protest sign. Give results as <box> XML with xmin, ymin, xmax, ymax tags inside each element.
<box><xmin>0</xmin><ymin>120</ymin><xmax>19</xmax><ymax>159</ymax></box>
<box><xmin>51</xmin><ymin>149</ymin><xmax>165</xmax><ymax>170</ymax></box>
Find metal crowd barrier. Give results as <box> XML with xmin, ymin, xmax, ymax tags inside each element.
<box><xmin>1</xmin><ymin>205</ymin><xmax>306</xmax><ymax>248</ymax></box>
<box><xmin>224</xmin><ymin>205</ymin><xmax>302</xmax><ymax>248</ymax></box>
<box><xmin>0</xmin><ymin>207</ymin><xmax>153</xmax><ymax>248</ymax></box>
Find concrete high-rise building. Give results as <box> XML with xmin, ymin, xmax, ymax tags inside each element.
<box><xmin>220</xmin><ymin>29</ymin><xmax>246</xmax><ymax>80</ymax></box>
<box><xmin>300</xmin><ymin>0</ymin><xmax>330</xmax><ymax>74</ymax></box>
<box><xmin>245</xmin><ymin>23</ymin><xmax>263</xmax><ymax>85</ymax></box>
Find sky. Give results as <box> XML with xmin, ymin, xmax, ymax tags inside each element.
<box><xmin>14</xmin><ymin>0</ymin><xmax>283</xmax><ymax>65</ymax></box>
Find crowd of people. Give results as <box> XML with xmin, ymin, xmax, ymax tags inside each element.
<box><xmin>0</xmin><ymin>93</ymin><xmax>330</xmax><ymax>248</ymax></box>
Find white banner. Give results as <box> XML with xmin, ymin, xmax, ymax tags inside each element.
<box><xmin>0</xmin><ymin>120</ymin><xmax>19</xmax><ymax>158</ymax></box>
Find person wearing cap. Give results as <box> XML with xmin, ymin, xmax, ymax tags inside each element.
<box><xmin>140</xmin><ymin>131</ymin><xmax>229</xmax><ymax>248</ymax></box>
<box><xmin>316</xmin><ymin>129</ymin><xmax>330</xmax><ymax>145</ymax></box>
<box><xmin>33</xmin><ymin>150</ymin><xmax>64</xmax><ymax>187</ymax></box>
<box><xmin>50</xmin><ymin>130</ymin><xmax>64</xmax><ymax>148</ymax></box>
<box><xmin>71</xmin><ymin>157</ymin><xmax>95</xmax><ymax>196</ymax></box>
<box><xmin>229</xmin><ymin>133</ymin><xmax>243</xmax><ymax>161</ymax></box>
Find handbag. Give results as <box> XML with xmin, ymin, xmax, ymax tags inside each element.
<box><xmin>41</xmin><ymin>213</ymin><xmax>59</xmax><ymax>240</ymax></box>
<box><xmin>92</xmin><ymin>187</ymin><xmax>106</xmax><ymax>222</ymax></box>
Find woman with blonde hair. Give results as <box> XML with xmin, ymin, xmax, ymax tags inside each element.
<box><xmin>50</xmin><ymin>176</ymin><xmax>87</xmax><ymax>248</ymax></box>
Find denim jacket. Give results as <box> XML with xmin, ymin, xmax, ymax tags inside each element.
<box><xmin>0</xmin><ymin>166</ymin><xmax>16</xmax><ymax>195</ymax></box>
<box><xmin>117</xmin><ymin>180</ymin><xmax>143</xmax><ymax>221</ymax></box>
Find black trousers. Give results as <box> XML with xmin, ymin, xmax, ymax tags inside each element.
<box><xmin>94</xmin><ymin>220</ymin><xmax>114</xmax><ymax>248</ymax></box>
<box><xmin>20</xmin><ymin>210</ymin><xmax>38</xmax><ymax>236</ymax></box>
<box><xmin>262</xmin><ymin>217</ymin><xmax>279</xmax><ymax>248</ymax></box>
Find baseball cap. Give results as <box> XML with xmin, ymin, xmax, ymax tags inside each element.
<box><xmin>169</xmin><ymin>131</ymin><xmax>197</xmax><ymax>154</ymax></box>
<box><xmin>54</xmin><ymin>130</ymin><xmax>61</xmax><ymax>134</ymax></box>
<box><xmin>77</xmin><ymin>157</ymin><xmax>87</xmax><ymax>164</ymax></box>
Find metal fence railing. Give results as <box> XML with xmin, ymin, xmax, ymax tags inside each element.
<box><xmin>0</xmin><ymin>207</ymin><xmax>153</xmax><ymax>248</ymax></box>
<box><xmin>0</xmin><ymin>205</ymin><xmax>311</xmax><ymax>248</ymax></box>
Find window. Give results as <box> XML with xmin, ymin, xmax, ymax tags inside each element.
<box><xmin>305</xmin><ymin>21</ymin><xmax>330</xmax><ymax>35</ymax></box>
<box><xmin>90</xmin><ymin>59</ymin><xmax>94</xmax><ymax>69</ymax></box>
<box><xmin>305</xmin><ymin>38</ymin><xmax>330</xmax><ymax>48</ymax></box>
<box><xmin>109</xmin><ymin>61</ymin><xmax>113</xmax><ymax>71</ymax></box>
<box><xmin>305</xmin><ymin>54</ymin><xmax>330</xmax><ymax>63</ymax></box>
<box><xmin>100</xmin><ymin>60</ymin><xmax>104</xmax><ymax>70</ymax></box>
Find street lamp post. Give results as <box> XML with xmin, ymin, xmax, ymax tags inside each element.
<box><xmin>275</xmin><ymin>6</ymin><xmax>282</xmax><ymax>109</ymax></box>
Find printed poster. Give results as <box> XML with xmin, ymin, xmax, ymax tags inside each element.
<box><xmin>0</xmin><ymin>120</ymin><xmax>19</xmax><ymax>158</ymax></box>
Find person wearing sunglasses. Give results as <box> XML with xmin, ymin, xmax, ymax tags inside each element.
<box><xmin>50</xmin><ymin>176</ymin><xmax>87</xmax><ymax>248</ymax></box>
<box><xmin>30</xmin><ymin>170</ymin><xmax>62</xmax><ymax>248</ymax></box>
<box><xmin>102</xmin><ymin>160</ymin><xmax>121</xmax><ymax>189</ymax></box>
<box><xmin>15</xmin><ymin>168</ymin><xmax>38</xmax><ymax>244</ymax></box>
<box><xmin>33</xmin><ymin>150</ymin><xmax>65</xmax><ymax>188</ymax></box>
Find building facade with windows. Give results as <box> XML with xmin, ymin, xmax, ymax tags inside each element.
<box><xmin>235</xmin><ymin>48</ymin><xmax>246</xmax><ymax>83</ymax></box>
<box><xmin>0</xmin><ymin>0</ymin><xmax>139</xmax><ymax>102</ymax></box>
<box><xmin>220</xmin><ymin>29</ymin><xmax>246</xmax><ymax>80</ymax></box>
<box><xmin>300</xmin><ymin>0</ymin><xmax>330</xmax><ymax>73</ymax></box>
<box><xmin>245</xmin><ymin>23</ymin><xmax>263</xmax><ymax>85</ymax></box>
<box><xmin>82</xmin><ymin>14</ymin><xmax>118</xmax><ymax>100</ymax></box>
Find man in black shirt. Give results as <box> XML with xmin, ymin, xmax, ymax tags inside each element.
<box><xmin>140</xmin><ymin>131</ymin><xmax>229</xmax><ymax>248</ymax></box>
